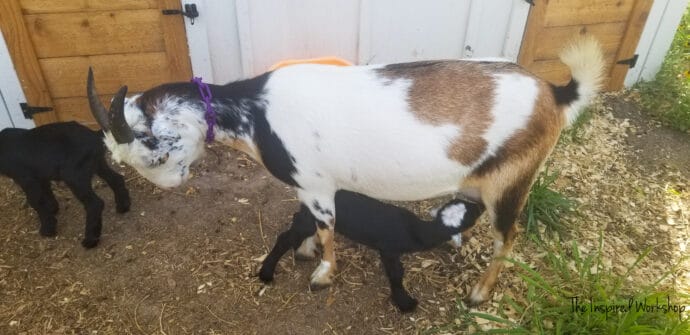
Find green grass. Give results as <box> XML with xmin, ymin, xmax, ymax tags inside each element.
<box><xmin>637</xmin><ymin>6</ymin><xmax>690</xmax><ymax>132</ymax></box>
<box><xmin>522</xmin><ymin>168</ymin><xmax>576</xmax><ymax>240</ymax></box>
<box><xmin>560</xmin><ymin>108</ymin><xmax>593</xmax><ymax>145</ymax></box>
<box><xmin>427</xmin><ymin>236</ymin><xmax>690</xmax><ymax>334</ymax></box>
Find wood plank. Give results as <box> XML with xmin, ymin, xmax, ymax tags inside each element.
<box><xmin>40</xmin><ymin>52</ymin><xmax>171</xmax><ymax>98</ymax></box>
<box><xmin>544</xmin><ymin>0</ymin><xmax>635</xmax><ymax>27</ymax></box>
<box><xmin>528</xmin><ymin>54</ymin><xmax>617</xmax><ymax>85</ymax></box>
<box><xmin>517</xmin><ymin>0</ymin><xmax>548</xmax><ymax>68</ymax></box>
<box><xmin>19</xmin><ymin>0</ymin><xmax>158</xmax><ymax>14</ymax></box>
<box><xmin>0</xmin><ymin>0</ymin><xmax>57</xmax><ymax>125</ymax></box>
<box><xmin>25</xmin><ymin>9</ymin><xmax>164</xmax><ymax>58</ymax></box>
<box><xmin>158</xmin><ymin>0</ymin><xmax>192</xmax><ymax>81</ymax></box>
<box><xmin>53</xmin><ymin>95</ymin><xmax>113</xmax><ymax>129</ymax></box>
<box><xmin>608</xmin><ymin>0</ymin><xmax>653</xmax><ymax>90</ymax></box>
<box><xmin>533</xmin><ymin>22</ymin><xmax>627</xmax><ymax>61</ymax></box>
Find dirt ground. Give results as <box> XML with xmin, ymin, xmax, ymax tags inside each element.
<box><xmin>0</xmin><ymin>93</ymin><xmax>688</xmax><ymax>335</ymax></box>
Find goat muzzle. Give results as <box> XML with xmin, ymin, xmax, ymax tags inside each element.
<box><xmin>86</xmin><ymin>67</ymin><xmax>134</xmax><ymax>144</ymax></box>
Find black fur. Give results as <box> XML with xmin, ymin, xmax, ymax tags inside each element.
<box><xmin>0</xmin><ymin>122</ymin><xmax>130</xmax><ymax>248</ymax></box>
<box><xmin>213</xmin><ymin>74</ymin><xmax>300</xmax><ymax>187</ymax></box>
<box><xmin>551</xmin><ymin>79</ymin><xmax>580</xmax><ymax>106</ymax></box>
<box><xmin>259</xmin><ymin>190</ymin><xmax>484</xmax><ymax>312</ymax></box>
<box><xmin>136</xmin><ymin>73</ymin><xmax>300</xmax><ymax>186</ymax></box>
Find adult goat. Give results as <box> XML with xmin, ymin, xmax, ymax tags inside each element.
<box><xmin>86</xmin><ymin>37</ymin><xmax>604</xmax><ymax>304</ymax></box>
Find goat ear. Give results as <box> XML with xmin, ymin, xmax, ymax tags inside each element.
<box><xmin>108</xmin><ymin>85</ymin><xmax>134</xmax><ymax>144</ymax></box>
<box><xmin>87</xmin><ymin>67</ymin><xmax>111</xmax><ymax>132</ymax></box>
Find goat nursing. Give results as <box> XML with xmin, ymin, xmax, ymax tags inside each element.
<box><xmin>86</xmin><ymin>37</ymin><xmax>604</xmax><ymax>304</ymax></box>
<box><xmin>259</xmin><ymin>190</ymin><xmax>485</xmax><ymax>312</ymax></box>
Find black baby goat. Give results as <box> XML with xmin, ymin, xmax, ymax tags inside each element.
<box><xmin>0</xmin><ymin>121</ymin><xmax>130</xmax><ymax>248</ymax></box>
<box><xmin>259</xmin><ymin>190</ymin><xmax>484</xmax><ymax>312</ymax></box>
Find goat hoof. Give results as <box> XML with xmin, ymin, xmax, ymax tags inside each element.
<box><xmin>465</xmin><ymin>286</ymin><xmax>489</xmax><ymax>307</ymax></box>
<box><xmin>81</xmin><ymin>238</ymin><xmax>100</xmax><ymax>249</ymax></box>
<box><xmin>394</xmin><ymin>296</ymin><xmax>418</xmax><ymax>313</ymax></box>
<box><xmin>116</xmin><ymin>200</ymin><xmax>131</xmax><ymax>213</ymax></box>
<box><xmin>39</xmin><ymin>229</ymin><xmax>57</xmax><ymax>237</ymax></box>
<box><xmin>258</xmin><ymin>267</ymin><xmax>274</xmax><ymax>283</ymax></box>
<box><xmin>309</xmin><ymin>260</ymin><xmax>334</xmax><ymax>291</ymax></box>
<box><xmin>309</xmin><ymin>281</ymin><xmax>331</xmax><ymax>292</ymax></box>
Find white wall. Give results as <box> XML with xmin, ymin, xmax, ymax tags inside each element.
<box><xmin>0</xmin><ymin>91</ymin><xmax>13</xmax><ymax>129</ymax></box>
<box><xmin>0</xmin><ymin>30</ymin><xmax>34</xmax><ymax>129</ymax></box>
<box><xmin>185</xmin><ymin>0</ymin><xmax>531</xmax><ymax>84</ymax></box>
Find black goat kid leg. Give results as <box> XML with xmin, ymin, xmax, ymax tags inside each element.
<box><xmin>64</xmin><ymin>176</ymin><xmax>105</xmax><ymax>248</ymax></box>
<box><xmin>260</xmin><ymin>229</ymin><xmax>304</xmax><ymax>282</ymax></box>
<box><xmin>260</xmin><ymin>213</ymin><xmax>316</xmax><ymax>282</ymax></box>
<box><xmin>17</xmin><ymin>178</ymin><xmax>58</xmax><ymax>237</ymax></box>
<box><xmin>380</xmin><ymin>252</ymin><xmax>418</xmax><ymax>312</ymax></box>
<box><xmin>40</xmin><ymin>181</ymin><xmax>59</xmax><ymax>215</ymax></box>
<box><xmin>96</xmin><ymin>156</ymin><xmax>130</xmax><ymax>213</ymax></box>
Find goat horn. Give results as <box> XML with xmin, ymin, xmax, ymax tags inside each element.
<box><xmin>108</xmin><ymin>85</ymin><xmax>134</xmax><ymax>144</ymax></box>
<box><xmin>86</xmin><ymin>67</ymin><xmax>110</xmax><ymax>131</ymax></box>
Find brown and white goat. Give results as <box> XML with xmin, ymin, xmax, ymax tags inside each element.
<box><xmin>86</xmin><ymin>37</ymin><xmax>604</xmax><ymax>305</ymax></box>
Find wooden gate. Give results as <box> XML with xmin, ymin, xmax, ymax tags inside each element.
<box><xmin>0</xmin><ymin>0</ymin><xmax>192</xmax><ymax>128</ymax></box>
<box><xmin>518</xmin><ymin>0</ymin><xmax>654</xmax><ymax>91</ymax></box>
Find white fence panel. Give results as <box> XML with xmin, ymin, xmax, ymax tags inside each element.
<box><xmin>189</xmin><ymin>0</ymin><xmax>530</xmax><ymax>80</ymax></box>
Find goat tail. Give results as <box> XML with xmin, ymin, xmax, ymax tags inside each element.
<box><xmin>553</xmin><ymin>36</ymin><xmax>605</xmax><ymax>126</ymax></box>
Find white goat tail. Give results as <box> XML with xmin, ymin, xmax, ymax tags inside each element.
<box><xmin>559</xmin><ymin>36</ymin><xmax>605</xmax><ymax>126</ymax></box>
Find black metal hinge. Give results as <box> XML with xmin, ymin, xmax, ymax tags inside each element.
<box><xmin>162</xmin><ymin>3</ymin><xmax>199</xmax><ymax>24</ymax></box>
<box><xmin>20</xmin><ymin>103</ymin><xmax>53</xmax><ymax>119</ymax></box>
<box><xmin>617</xmin><ymin>54</ymin><xmax>639</xmax><ymax>68</ymax></box>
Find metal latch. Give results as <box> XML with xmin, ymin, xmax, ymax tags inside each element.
<box><xmin>20</xmin><ymin>103</ymin><xmax>53</xmax><ymax>119</ymax></box>
<box><xmin>162</xmin><ymin>3</ymin><xmax>199</xmax><ymax>24</ymax></box>
<box><xmin>617</xmin><ymin>54</ymin><xmax>639</xmax><ymax>68</ymax></box>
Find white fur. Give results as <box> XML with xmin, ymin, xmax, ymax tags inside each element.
<box><xmin>265</xmin><ymin>65</ymin><xmax>471</xmax><ymax>202</ymax></box>
<box><xmin>263</xmin><ymin>65</ymin><xmax>540</xmax><ymax>209</ymax></box>
<box><xmin>296</xmin><ymin>235</ymin><xmax>318</xmax><ymax>258</ymax></box>
<box><xmin>450</xmin><ymin>234</ymin><xmax>463</xmax><ymax>248</ymax></box>
<box><xmin>478</xmin><ymin>73</ymin><xmax>538</xmax><ymax>162</ymax></box>
<box><xmin>104</xmin><ymin>96</ymin><xmax>207</xmax><ymax>188</ymax></box>
<box><xmin>311</xmin><ymin>260</ymin><xmax>332</xmax><ymax>281</ymax></box>
<box><xmin>440</xmin><ymin>203</ymin><xmax>467</xmax><ymax>228</ymax></box>
<box><xmin>559</xmin><ymin>36</ymin><xmax>605</xmax><ymax>126</ymax></box>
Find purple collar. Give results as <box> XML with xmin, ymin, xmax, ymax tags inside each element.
<box><xmin>191</xmin><ymin>77</ymin><xmax>216</xmax><ymax>143</ymax></box>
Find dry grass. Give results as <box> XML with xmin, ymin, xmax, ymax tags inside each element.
<box><xmin>0</xmin><ymin>94</ymin><xmax>688</xmax><ymax>334</ymax></box>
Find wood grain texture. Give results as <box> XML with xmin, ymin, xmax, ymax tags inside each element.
<box><xmin>53</xmin><ymin>95</ymin><xmax>113</xmax><ymax>129</ymax></box>
<box><xmin>519</xmin><ymin>0</ymin><xmax>651</xmax><ymax>91</ymax></box>
<box><xmin>158</xmin><ymin>0</ymin><xmax>192</xmax><ymax>81</ymax></box>
<box><xmin>0</xmin><ymin>0</ymin><xmax>57</xmax><ymax>125</ymax></box>
<box><xmin>544</xmin><ymin>0</ymin><xmax>634</xmax><ymax>27</ymax></box>
<box><xmin>517</xmin><ymin>0</ymin><xmax>547</xmax><ymax>68</ymax></box>
<box><xmin>25</xmin><ymin>9</ymin><xmax>164</xmax><ymax>58</ymax></box>
<box><xmin>607</xmin><ymin>0</ymin><xmax>653</xmax><ymax>90</ymax></box>
<box><xmin>534</xmin><ymin>22</ymin><xmax>627</xmax><ymax>61</ymax></box>
<box><xmin>19</xmin><ymin>0</ymin><xmax>158</xmax><ymax>14</ymax></box>
<box><xmin>529</xmin><ymin>54</ymin><xmax>616</xmax><ymax>85</ymax></box>
<box><xmin>40</xmin><ymin>52</ymin><xmax>171</xmax><ymax>98</ymax></box>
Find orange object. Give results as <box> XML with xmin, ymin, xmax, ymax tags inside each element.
<box><xmin>269</xmin><ymin>57</ymin><xmax>353</xmax><ymax>71</ymax></box>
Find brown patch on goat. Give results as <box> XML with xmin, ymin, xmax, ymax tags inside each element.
<box><xmin>317</xmin><ymin>226</ymin><xmax>337</xmax><ymax>271</ymax></box>
<box><xmin>377</xmin><ymin>61</ymin><xmax>529</xmax><ymax>165</ymax></box>
<box><xmin>460</xmin><ymin>82</ymin><xmax>565</xmax><ymax>304</ymax></box>
<box><xmin>225</xmin><ymin>138</ymin><xmax>264</xmax><ymax>166</ymax></box>
<box><xmin>471</xmin><ymin>81</ymin><xmax>564</xmax><ymax>178</ymax></box>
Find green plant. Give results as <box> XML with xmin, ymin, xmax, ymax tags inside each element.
<box><xmin>523</xmin><ymin>168</ymin><xmax>575</xmax><ymax>240</ymax></box>
<box><xmin>429</xmin><ymin>236</ymin><xmax>690</xmax><ymax>334</ymax></box>
<box><xmin>560</xmin><ymin>108</ymin><xmax>594</xmax><ymax>145</ymax></box>
<box><xmin>637</xmin><ymin>6</ymin><xmax>690</xmax><ymax>132</ymax></box>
